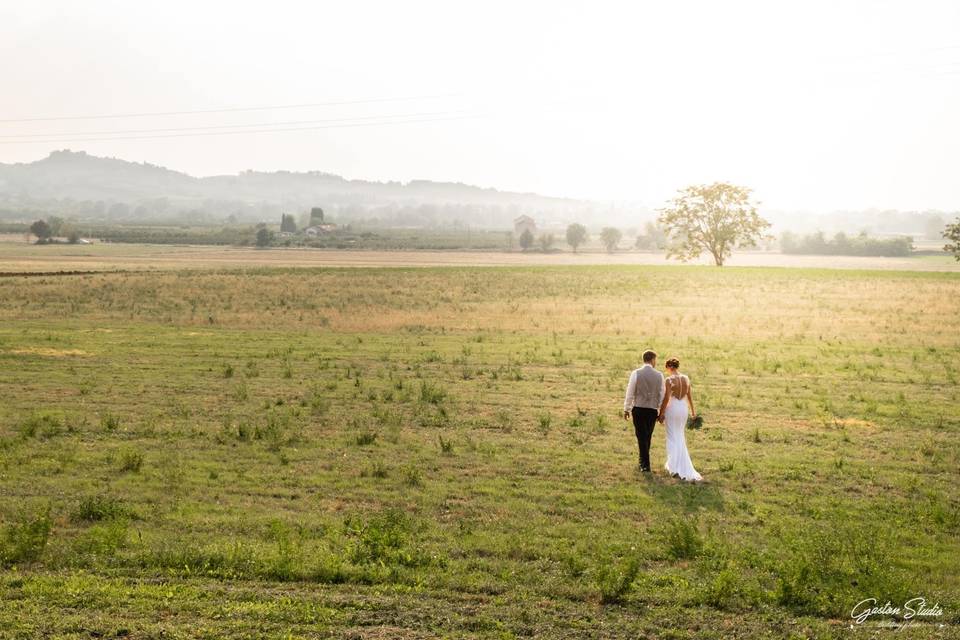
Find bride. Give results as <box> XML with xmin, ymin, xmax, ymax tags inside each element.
<box><xmin>657</xmin><ymin>358</ymin><xmax>702</xmax><ymax>482</ymax></box>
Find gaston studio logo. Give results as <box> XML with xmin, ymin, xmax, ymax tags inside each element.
<box><xmin>851</xmin><ymin>597</ymin><xmax>944</xmax><ymax>629</ymax></box>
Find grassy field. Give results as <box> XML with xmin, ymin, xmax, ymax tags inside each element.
<box><xmin>0</xmin><ymin>264</ymin><xmax>958</xmax><ymax>638</ymax></box>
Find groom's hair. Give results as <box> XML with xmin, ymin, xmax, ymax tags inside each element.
<box><xmin>642</xmin><ymin>350</ymin><xmax>657</xmax><ymax>363</ymax></box>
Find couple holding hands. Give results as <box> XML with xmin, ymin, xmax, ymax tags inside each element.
<box><xmin>622</xmin><ymin>350</ymin><xmax>702</xmax><ymax>482</ymax></box>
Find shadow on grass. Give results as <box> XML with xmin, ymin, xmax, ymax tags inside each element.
<box><xmin>641</xmin><ymin>475</ymin><xmax>725</xmax><ymax>512</ymax></box>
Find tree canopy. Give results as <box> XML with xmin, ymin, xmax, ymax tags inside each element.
<box><xmin>565</xmin><ymin>223</ymin><xmax>588</xmax><ymax>252</ymax></box>
<box><xmin>255</xmin><ymin>226</ymin><xmax>273</xmax><ymax>248</ymax></box>
<box><xmin>538</xmin><ymin>233</ymin><xmax>555</xmax><ymax>253</ymax></box>
<box><xmin>658</xmin><ymin>183</ymin><xmax>770</xmax><ymax>266</ymax></box>
<box><xmin>600</xmin><ymin>227</ymin><xmax>622</xmax><ymax>253</ymax></box>
<box><xmin>30</xmin><ymin>219</ymin><xmax>52</xmax><ymax>243</ymax></box>
<box><xmin>518</xmin><ymin>228</ymin><xmax>534</xmax><ymax>251</ymax></box>
<box><xmin>945</xmin><ymin>217</ymin><xmax>960</xmax><ymax>261</ymax></box>
<box><xmin>280</xmin><ymin>214</ymin><xmax>297</xmax><ymax>233</ymax></box>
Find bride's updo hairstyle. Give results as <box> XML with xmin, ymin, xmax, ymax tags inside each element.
<box><xmin>665</xmin><ymin>358</ymin><xmax>680</xmax><ymax>370</ymax></box>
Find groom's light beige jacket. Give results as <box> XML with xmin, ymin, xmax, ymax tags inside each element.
<box><xmin>623</xmin><ymin>364</ymin><xmax>665</xmax><ymax>412</ymax></box>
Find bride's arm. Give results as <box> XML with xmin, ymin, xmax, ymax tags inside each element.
<box><xmin>686</xmin><ymin>380</ymin><xmax>696</xmax><ymax>417</ymax></box>
<box><xmin>657</xmin><ymin>379</ymin><xmax>671</xmax><ymax>422</ymax></box>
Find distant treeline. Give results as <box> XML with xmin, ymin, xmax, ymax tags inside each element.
<box><xmin>780</xmin><ymin>231</ymin><xmax>913</xmax><ymax>257</ymax></box>
<box><xmin>1</xmin><ymin>220</ymin><xmax>514</xmax><ymax>251</ymax></box>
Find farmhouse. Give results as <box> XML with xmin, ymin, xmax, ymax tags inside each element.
<box><xmin>513</xmin><ymin>214</ymin><xmax>536</xmax><ymax>238</ymax></box>
<box><xmin>304</xmin><ymin>224</ymin><xmax>337</xmax><ymax>237</ymax></box>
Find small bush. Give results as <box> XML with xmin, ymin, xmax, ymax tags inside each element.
<box><xmin>664</xmin><ymin>518</ymin><xmax>703</xmax><ymax>560</ymax></box>
<box><xmin>438</xmin><ymin>435</ymin><xmax>454</xmax><ymax>455</ymax></box>
<box><xmin>17</xmin><ymin>413</ymin><xmax>63</xmax><ymax>439</ymax></box>
<box><xmin>771</xmin><ymin>524</ymin><xmax>913</xmax><ymax>618</ymax></box>
<box><xmin>419</xmin><ymin>380</ymin><xmax>447</xmax><ymax>405</ymax></box>
<box><xmin>101</xmin><ymin>414</ymin><xmax>121</xmax><ymax>432</ymax></box>
<box><xmin>344</xmin><ymin>510</ymin><xmax>431</xmax><ymax>568</ymax></box>
<box><xmin>359</xmin><ymin>462</ymin><xmax>387</xmax><ymax>478</ymax></box>
<box><xmin>1</xmin><ymin>507</ymin><xmax>53</xmax><ymax>566</ymax></box>
<box><xmin>71</xmin><ymin>495</ymin><xmax>131</xmax><ymax>522</ymax></box>
<box><xmin>402</xmin><ymin>465</ymin><xmax>423</xmax><ymax>487</ymax></box>
<box><xmin>537</xmin><ymin>412</ymin><xmax>552</xmax><ymax>434</ymax></box>
<box><xmin>595</xmin><ymin>555</ymin><xmax>641</xmax><ymax>604</ymax></box>
<box><xmin>355</xmin><ymin>432</ymin><xmax>377</xmax><ymax>446</ymax></box>
<box><xmin>72</xmin><ymin>518</ymin><xmax>129</xmax><ymax>557</ymax></box>
<box><xmin>118</xmin><ymin>449</ymin><xmax>144</xmax><ymax>473</ymax></box>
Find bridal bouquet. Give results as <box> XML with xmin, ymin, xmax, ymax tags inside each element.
<box><xmin>686</xmin><ymin>415</ymin><xmax>704</xmax><ymax>430</ymax></box>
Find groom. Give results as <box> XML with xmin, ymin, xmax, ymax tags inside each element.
<box><xmin>622</xmin><ymin>350</ymin><xmax>665</xmax><ymax>473</ymax></box>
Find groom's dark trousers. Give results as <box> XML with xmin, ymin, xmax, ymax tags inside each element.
<box><xmin>631</xmin><ymin>407</ymin><xmax>658</xmax><ymax>471</ymax></box>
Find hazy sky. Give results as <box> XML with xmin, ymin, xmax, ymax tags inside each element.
<box><xmin>1</xmin><ymin>0</ymin><xmax>958</xmax><ymax>211</ymax></box>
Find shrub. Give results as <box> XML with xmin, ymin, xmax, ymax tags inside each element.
<box><xmin>1</xmin><ymin>507</ymin><xmax>53</xmax><ymax>566</ymax></box>
<box><xmin>17</xmin><ymin>413</ymin><xmax>63</xmax><ymax>439</ymax></box>
<box><xmin>118</xmin><ymin>449</ymin><xmax>144</xmax><ymax>473</ymax></box>
<box><xmin>263</xmin><ymin>520</ymin><xmax>304</xmax><ymax>581</ymax></box>
<box><xmin>402</xmin><ymin>465</ymin><xmax>423</xmax><ymax>487</ymax></box>
<box><xmin>595</xmin><ymin>555</ymin><xmax>641</xmax><ymax>604</ymax></box>
<box><xmin>419</xmin><ymin>380</ymin><xmax>447</xmax><ymax>405</ymax></box>
<box><xmin>771</xmin><ymin>524</ymin><xmax>913</xmax><ymax>618</ymax></box>
<box><xmin>72</xmin><ymin>519</ymin><xmax>129</xmax><ymax>557</ymax></box>
<box><xmin>438</xmin><ymin>435</ymin><xmax>454</xmax><ymax>455</ymax></box>
<box><xmin>366</xmin><ymin>462</ymin><xmax>388</xmax><ymax>479</ymax></box>
<box><xmin>355</xmin><ymin>432</ymin><xmax>377</xmax><ymax>446</ymax></box>
<box><xmin>71</xmin><ymin>495</ymin><xmax>132</xmax><ymax>522</ymax></box>
<box><xmin>664</xmin><ymin>518</ymin><xmax>704</xmax><ymax>560</ymax></box>
<box><xmin>101</xmin><ymin>414</ymin><xmax>121</xmax><ymax>432</ymax></box>
<box><xmin>537</xmin><ymin>412</ymin><xmax>552</xmax><ymax>434</ymax></box>
<box><xmin>344</xmin><ymin>510</ymin><xmax>430</xmax><ymax>568</ymax></box>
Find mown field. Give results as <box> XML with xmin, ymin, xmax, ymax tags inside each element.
<box><xmin>0</xmin><ymin>265</ymin><xmax>958</xmax><ymax>639</ymax></box>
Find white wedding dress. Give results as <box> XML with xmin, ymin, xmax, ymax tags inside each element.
<box><xmin>663</xmin><ymin>374</ymin><xmax>702</xmax><ymax>481</ymax></box>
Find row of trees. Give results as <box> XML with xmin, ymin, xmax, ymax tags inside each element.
<box><xmin>29</xmin><ymin>218</ymin><xmax>82</xmax><ymax>244</ymax></box>
<box><xmin>517</xmin><ymin>224</ymin><xmax>626</xmax><ymax>254</ymax></box>
<box><xmin>516</xmin><ymin>183</ymin><xmax>770</xmax><ymax>265</ymax></box>
<box><xmin>780</xmin><ymin>231</ymin><xmax>914</xmax><ymax>257</ymax></box>
<box><xmin>515</xmin><ymin>182</ymin><xmax>960</xmax><ymax>266</ymax></box>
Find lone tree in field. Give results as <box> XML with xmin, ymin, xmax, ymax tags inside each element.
<box><xmin>518</xmin><ymin>228</ymin><xmax>534</xmax><ymax>251</ymax></box>
<box><xmin>658</xmin><ymin>182</ymin><xmax>770</xmax><ymax>266</ymax></box>
<box><xmin>538</xmin><ymin>233</ymin><xmax>555</xmax><ymax>252</ymax></box>
<box><xmin>30</xmin><ymin>219</ymin><xmax>52</xmax><ymax>244</ymax></box>
<box><xmin>944</xmin><ymin>217</ymin><xmax>960</xmax><ymax>261</ymax></box>
<box><xmin>255</xmin><ymin>226</ymin><xmax>273</xmax><ymax>248</ymax></box>
<box><xmin>566</xmin><ymin>223</ymin><xmax>588</xmax><ymax>253</ymax></box>
<box><xmin>600</xmin><ymin>227</ymin><xmax>622</xmax><ymax>253</ymax></box>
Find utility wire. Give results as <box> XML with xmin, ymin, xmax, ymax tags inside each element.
<box><xmin>0</xmin><ymin>93</ymin><xmax>459</xmax><ymax>123</ymax></box>
<box><xmin>0</xmin><ymin>112</ymin><xmax>489</xmax><ymax>145</ymax></box>
<box><xmin>0</xmin><ymin>109</ymin><xmax>474</xmax><ymax>139</ymax></box>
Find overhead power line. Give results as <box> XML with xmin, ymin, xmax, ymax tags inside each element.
<box><xmin>0</xmin><ymin>93</ymin><xmax>459</xmax><ymax>123</ymax></box>
<box><xmin>0</xmin><ymin>109</ymin><xmax>473</xmax><ymax>139</ymax></box>
<box><xmin>0</xmin><ymin>112</ymin><xmax>489</xmax><ymax>145</ymax></box>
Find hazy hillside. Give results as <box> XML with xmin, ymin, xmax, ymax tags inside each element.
<box><xmin>0</xmin><ymin>151</ymin><xmax>953</xmax><ymax>237</ymax></box>
<box><xmin>0</xmin><ymin>150</ymin><xmax>614</xmax><ymax>228</ymax></box>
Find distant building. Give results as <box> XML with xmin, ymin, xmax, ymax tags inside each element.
<box><xmin>513</xmin><ymin>215</ymin><xmax>537</xmax><ymax>239</ymax></box>
<box><xmin>304</xmin><ymin>224</ymin><xmax>336</xmax><ymax>237</ymax></box>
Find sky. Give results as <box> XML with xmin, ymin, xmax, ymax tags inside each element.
<box><xmin>1</xmin><ymin>0</ymin><xmax>959</xmax><ymax>212</ymax></box>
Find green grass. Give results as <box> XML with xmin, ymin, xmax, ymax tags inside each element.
<box><xmin>0</xmin><ymin>264</ymin><xmax>958</xmax><ymax>638</ymax></box>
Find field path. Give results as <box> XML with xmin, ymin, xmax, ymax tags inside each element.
<box><xmin>0</xmin><ymin>241</ymin><xmax>957</xmax><ymax>272</ymax></box>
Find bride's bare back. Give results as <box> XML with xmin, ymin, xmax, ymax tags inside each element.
<box><xmin>666</xmin><ymin>373</ymin><xmax>689</xmax><ymax>400</ymax></box>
